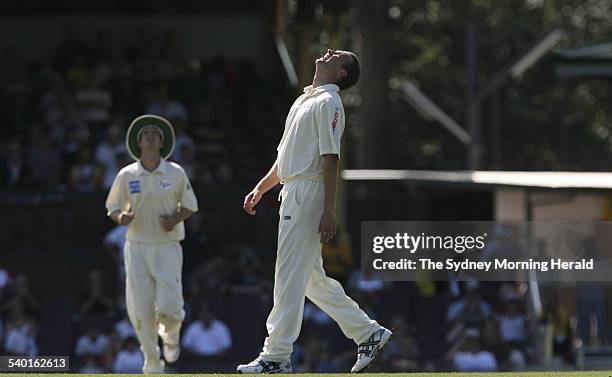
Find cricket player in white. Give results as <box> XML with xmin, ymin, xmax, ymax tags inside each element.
<box><xmin>238</xmin><ymin>50</ymin><xmax>392</xmax><ymax>374</ymax></box>
<box><xmin>106</xmin><ymin>115</ymin><xmax>198</xmax><ymax>374</ymax></box>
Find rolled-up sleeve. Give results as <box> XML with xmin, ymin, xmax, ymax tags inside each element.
<box><xmin>179</xmin><ymin>172</ymin><xmax>198</xmax><ymax>212</ymax></box>
<box><xmin>106</xmin><ymin>172</ymin><xmax>128</xmax><ymax>216</ymax></box>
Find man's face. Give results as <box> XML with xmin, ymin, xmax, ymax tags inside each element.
<box><xmin>316</xmin><ymin>49</ymin><xmax>352</xmax><ymax>81</ymax></box>
<box><xmin>200</xmin><ymin>310</ymin><xmax>213</xmax><ymax>326</ymax></box>
<box><xmin>137</xmin><ymin>126</ymin><xmax>163</xmax><ymax>151</ymax></box>
<box><xmin>464</xmin><ymin>337</ymin><xmax>480</xmax><ymax>352</ymax></box>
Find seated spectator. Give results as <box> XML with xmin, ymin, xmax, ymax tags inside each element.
<box><xmin>2</xmin><ymin>274</ymin><xmax>40</xmax><ymax>320</ymax></box>
<box><xmin>75</xmin><ymin>326</ymin><xmax>111</xmax><ymax>358</ymax></box>
<box><xmin>26</xmin><ymin>125</ymin><xmax>62</xmax><ymax>189</ymax></box>
<box><xmin>113</xmin><ymin>315</ymin><xmax>136</xmax><ymax>343</ymax></box>
<box><xmin>39</xmin><ymin>79</ymin><xmax>76</xmax><ymax>132</ymax></box>
<box><xmin>146</xmin><ymin>85</ymin><xmax>188</xmax><ymax>122</ymax></box>
<box><xmin>303</xmin><ymin>302</ymin><xmax>333</xmax><ymax>327</ymax></box>
<box><xmin>78</xmin><ymin>270</ymin><xmax>115</xmax><ymax>321</ymax></box>
<box><xmin>496</xmin><ymin>291</ymin><xmax>531</xmax><ymax>370</ymax></box>
<box><xmin>381</xmin><ymin>315</ymin><xmax>420</xmax><ymax>372</ymax></box>
<box><xmin>189</xmin><ymin>257</ymin><xmax>231</xmax><ymax>302</ymax></box>
<box><xmin>80</xmin><ymin>356</ymin><xmax>106</xmax><ymax>374</ymax></box>
<box><xmin>95</xmin><ymin>124</ymin><xmax>126</xmax><ymax>189</ymax></box>
<box><xmin>542</xmin><ymin>292</ymin><xmax>575</xmax><ymax>363</ymax></box>
<box><xmin>4</xmin><ymin>306</ymin><xmax>37</xmax><ymax>356</ymax></box>
<box><xmin>347</xmin><ymin>269</ymin><xmax>387</xmax><ymax>307</ymax></box>
<box><xmin>481</xmin><ymin>319</ymin><xmax>509</xmax><ymax>367</ymax></box>
<box><xmin>171</xmin><ymin>121</ymin><xmax>195</xmax><ymax>164</ymax></box>
<box><xmin>112</xmin><ymin>336</ymin><xmax>143</xmax><ymax>374</ymax></box>
<box><xmin>177</xmin><ymin>143</ymin><xmax>198</xmax><ymax>181</ymax></box>
<box><xmin>74</xmin><ymin>78</ymin><xmax>112</xmax><ymax>126</ymax></box>
<box><xmin>231</xmin><ymin>250</ymin><xmax>269</xmax><ymax>295</ymax></box>
<box><xmin>103</xmin><ymin>224</ymin><xmax>127</xmax><ymax>287</ymax></box>
<box><xmin>447</xmin><ymin>280</ymin><xmax>492</xmax><ymax>328</ymax></box>
<box><xmin>447</xmin><ymin>328</ymin><xmax>497</xmax><ymax>372</ymax></box>
<box><xmin>69</xmin><ymin>143</ymin><xmax>103</xmax><ymax>192</ymax></box>
<box><xmin>182</xmin><ymin>305</ymin><xmax>231</xmax><ymax>357</ymax></box>
<box><xmin>498</xmin><ymin>293</ymin><xmax>529</xmax><ymax>347</ymax></box>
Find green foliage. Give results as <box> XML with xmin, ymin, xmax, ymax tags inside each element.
<box><xmin>382</xmin><ymin>0</ymin><xmax>612</xmax><ymax>170</ymax></box>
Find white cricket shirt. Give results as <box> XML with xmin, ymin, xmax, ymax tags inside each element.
<box><xmin>105</xmin><ymin>159</ymin><xmax>198</xmax><ymax>243</ymax></box>
<box><xmin>276</xmin><ymin>84</ymin><xmax>345</xmax><ymax>181</ymax></box>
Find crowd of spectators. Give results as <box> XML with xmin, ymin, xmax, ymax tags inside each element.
<box><xmin>444</xmin><ymin>281</ymin><xmax>529</xmax><ymax>372</ymax></box>
<box><xmin>0</xmin><ymin>26</ymin><xmax>279</xmax><ymax>194</ymax></box>
<box><xmin>0</xmin><ymin>246</ymin><xmax>576</xmax><ymax>373</ymax></box>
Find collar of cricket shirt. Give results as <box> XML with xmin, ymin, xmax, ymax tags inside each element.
<box><xmin>303</xmin><ymin>84</ymin><xmax>340</xmax><ymax>94</ymax></box>
<box><xmin>136</xmin><ymin>158</ymin><xmax>167</xmax><ymax>176</ymax></box>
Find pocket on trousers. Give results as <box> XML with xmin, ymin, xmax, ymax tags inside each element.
<box><xmin>279</xmin><ymin>187</ymin><xmax>300</xmax><ymax>223</ymax></box>
<box><xmin>293</xmin><ymin>185</ymin><xmax>302</xmax><ymax>207</ymax></box>
<box><xmin>278</xmin><ymin>188</ymin><xmax>287</xmax><ymax>215</ymax></box>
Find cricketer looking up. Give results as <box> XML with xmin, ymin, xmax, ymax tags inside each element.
<box><xmin>238</xmin><ymin>49</ymin><xmax>392</xmax><ymax>374</ymax></box>
<box><xmin>105</xmin><ymin>115</ymin><xmax>198</xmax><ymax>374</ymax></box>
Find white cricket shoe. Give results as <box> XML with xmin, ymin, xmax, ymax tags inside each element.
<box><xmin>237</xmin><ymin>356</ymin><xmax>292</xmax><ymax>374</ymax></box>
<box><xmin>350</xmin><ymin>327</ymin><xmax>393</xmax><ymax>373</ymax></box>
<box><xmin>163</xmin><ymin>343</ymin><xmax>181</xmax><ymax>363</ymax></box>
<box><xmin>143</xmin><ymin>359</ymin><xmax>165</xmax><ymax>374</ymax></box>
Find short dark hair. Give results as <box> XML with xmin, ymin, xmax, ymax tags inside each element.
<box><xmin>336</xmin><ymin>52</ymin><xmax>360</xmax><ymax>90</ymax></box>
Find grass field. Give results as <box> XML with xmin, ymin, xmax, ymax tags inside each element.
<box><xmin>6</xmin><ymin>373</ymin><xmax>612</xmax><ymax>377</ymax></box>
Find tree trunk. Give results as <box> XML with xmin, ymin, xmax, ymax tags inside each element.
<box><xmin>356</xmin><ymin>0</ymin><xmax>388</xmax><ymax>168</ymax></box>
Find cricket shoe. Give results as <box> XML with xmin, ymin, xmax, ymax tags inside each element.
<box><xmin>237</xmin><ymin>356</ymin><xmax>292</xmax><ymax>374</ymax></box>
<box><xmin>143</xmin><ymin>359</ymin><xmax>165</xmax><ymax>374</ymax></box>
<box><xmin>350</xmin><ymin>327</ymin><xmax>393</xmax><ymax>373</ymax></box>
<box><xmin>163</xmin><ymin>343</ymin><xmax>180</xmax><ymax>363</ymax></box>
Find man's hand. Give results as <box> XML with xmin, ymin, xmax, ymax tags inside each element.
<box><xmin>160</xmin><ymin>214</ymin><xmax>178</xmax><ymax>232</ymax></box>
<box><xmin>319</xmin><ymin>211</ymin><xmax>337</xmax><ymax>243</ymax></box>
<box><xmin>243</xmin><ymin>188</ymin><xmax>263</xmax><ymax>215</ymax></box>
<box><xmin>119</xmin><ymin>211</ymin><xmax>135</xmax><ymax>226</ymax></box>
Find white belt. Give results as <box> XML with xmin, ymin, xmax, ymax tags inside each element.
<box><xmin>279</xmin><ymin>175</ymin><xmax>323</xmax><ymax>184</ymax></box>
<box><xmin>278</xmin><ymin>175</ymin><xmax>323</xmax><ymax>201</ymax></box>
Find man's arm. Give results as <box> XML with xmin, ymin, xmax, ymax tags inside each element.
<box><xmin>161</xmin><ymin>208</ymin><xmax>194</xmax><ymax>232</ymax></box>
<box><xmin>319</xmin><ymin>154</ymin><xmax>339</xmax><ymax>243</ymax></box>
<box><xmin>109</xmin><ymin>210</ymin><xmax>134</xmax><ymax>226</ymax></box>
<box><xmin>106</xmin><ymin>172</ymin><xmax>133</xmax><ymax>225</ymax></box>
<box><xmin>243</xmin><ymin>161</ymin><xmax>280</xmax><ymax>215</ymax></box>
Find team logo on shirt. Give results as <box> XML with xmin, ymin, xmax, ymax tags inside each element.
<box><xmin>331</xmin><ymin>107</ymin><xmax>339</xmax><ymax>134</ymax></box>
<box><xmin>159</xmin><ymin>180</ymin><xmax>173</xmax><ymax>190</ymax></box>
<box><xmin>128</xmin><ymin>180</ymin><xmax>141</xmax><ymax>194</ymax></box>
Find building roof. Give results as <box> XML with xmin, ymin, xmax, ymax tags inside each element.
<box><xmin>554</xmin><ymin>42</ymin><xmax>612</xmax><ymax>78</ymax></box>
<box><xmin>555</xmin><ymin>42</ymin><xmax>612</xmax><ymax>60</ymax></box>
<box><xmin>342</xmin><ymin>170</ymin><xmax>612</xmax><ymax>190</ymax></box>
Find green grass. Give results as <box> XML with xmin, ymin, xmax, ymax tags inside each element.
<box><xmin>3</xmin><ymin>373</ymin><xmax>611</xmax><ymax>377</ymax></box>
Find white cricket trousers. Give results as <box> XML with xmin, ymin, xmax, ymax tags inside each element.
<box><xmin>124</xmin><ymin>241</ymin><xmax>185</xmax><ymax>369</ymax></box>
<box><xmin>260</xmin><ymin>179</ymin><xmax>379</xmax><ymax>362</ymax></box>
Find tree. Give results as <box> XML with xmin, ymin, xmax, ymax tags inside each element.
<box><xmin>373</xmin><ymin>0</ymin><xmax>612</xmax><ymax>171</ymax></box>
